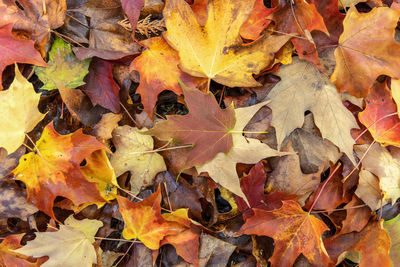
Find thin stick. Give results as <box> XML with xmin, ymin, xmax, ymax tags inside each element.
<box><xmin>342</xmin><ymin>140</ymin><xmax>376</xmax><ymax>182</ymax></box>
<box><xmin>22</xmin><ymin>143</ymin><xmax>34</xmax><ymax>151</ymax></box>
<box><xmin>66</xmin><ymin>13</ymin><xmax>90</xmax><ymax>28</ymax></box>
<box><xmin>94</xmin><ymin>237</ymin><xmax>140</xmax><ymax>243</ymax></box>
<box><xmin>126</xmin><ymin>144</ymin><xmax>193</xmax><ymax>155</ymax></box>
<box><xmin>120</xmin><ymin>101</ymin><xmax>138</xmax><ymax>127</ymax></box>
<box><xmin>51</xmin><ymin>30</ymin><xmax>84</xmax><ymax>47</ymax></box>
<box><xmin>308</xmin><ymin>163</ymin><xmax>342</xmax><ymax>215</ymax></box>
<box><xmin>114</xmin><ymin>241</ymin><xmax>135</xmax><ymax>267</ymax></box>
<box><xmin>218</xmin><ymin>86</ymin><xmax>225</xmax><ymax>106</ymax></box>
<box><xmin>310</xmin><ymin>204</ymin><xmax>368</xmax><ymax>214</ymax></box>
<box><xmin>354</xmin><ymin>112</ymin><xmax>398</xmax><ymax>142</ymax></box>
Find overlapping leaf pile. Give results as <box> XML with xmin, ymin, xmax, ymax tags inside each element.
<box><xmin>1</xmin><ymin>0</ymin><xmax>400</xmax><ymax>266</ymax></box>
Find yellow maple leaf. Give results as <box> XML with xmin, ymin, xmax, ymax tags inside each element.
<box><xmin>163</xmin><ymin>0</ymin><xmax>291</xmax><ymax>87</ymax></box>
<box><xmin>13</xmin><ymin>215</ymin><xmax>103</xmax><ymax>267</ymax></box>
<box><xmin>0</xmin><ymin>65</ymin><xmax>45</xmax><ymax>154</ymax></box>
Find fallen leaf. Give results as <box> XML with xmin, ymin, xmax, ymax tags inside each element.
<box><xmin>116</xmin><ymin>188</ymin><xmax>179</xmax><ymax>250</ymax></box>
<box><xmin>163</xmin><ymin>0</ymin><xmax>291</xmax><ymax>87</ymax></box>
<box><xmin>265</xmin><ymin>57</ymin><xmax>358</xmax><ymax>164</ymax></box>
<box><xmin>11</xmin><ymin>123</ymin><xmax>106</xmax><ymax>218</ymax></box>
<box><xmin>355</xmin><ymin>143</ymin><xmax>400</xmax><ymax>206</ymax></box>
<box><xmin>0</xmin><ymin>234</ymin><xmax>39</xmax><ymax>267</ymax></box>
<box><xmin>324</xmin><ymin>219</ymin><xmax>391</xmax><ymax>267</ymax></box>
<box><xmin>236</xmin><ymin>200</ymin><xmax>332</xmax><ymax>266</ymax></box>
<box><xmin>196</xmin><ymin>101</ymin><xmax>283</xmax><ymax>200</ymax></box>
<box><xmin>0</xmin><ymin>179</ymin><xmax>38</xmax><ymax>219</ymax></box>
<box><xmin>57</xmin><ymin>84</ymin><xmax>105</xmax><ymax>127</ymax></box>
<box><xmin>130</xmin><ymin>37</ymin><xmax>206</xmax><ymax>119</ymax></box>
<box><xmin>288</xmin><ymin>127</ymin><xmax>341</xmax><ymax>174</ymax></box>
<box><xmin>338</xmin><ymin>0</ymin><xmax>367</xmax><ymax>9</ymax></box>
<box><xmin>304</xmin><ymin>164</ymin><xmax>350</xmax><ymax>211</ymax></box>
<box><xmin>0</xmin><ymin>24</ymin><xmax>47</xmax><ymax>90</ymax></box>
<box><xmin>310</xmin><ymin>0</ymin><xmax>344</xmax><ymax>48</ymax></box>
<box><xmin>13</xmin><ymin>215</ymin><xmax>103</xmax><ymax>267</ymax></box>
<box><xmin>92</xmin><ymin>113</ymin><xmax>122</xmax><ymax>141</ymax></box>
<box><xmin>359</xmin><ymin>81</ymin><xmax>400</xmax><ymax>147</ymax></box>
<box><xmin>196</xmin><ymin>233</ymin><xmax>236</xmax><ymax>267</ymax></box>
<box><xmin>355</xmin><ymin>169</ymin><xmax>384</xmax><ymax>211</ymax></box>
<box><xmin>266</xmin><ymin>144</ymin><xmax>322</xmax><ymax>202</ymax></box>
<box><xmin>83</xmin><ymin>57</ymin><xmax>120</xmax><ymax>113</ymax></box>
<box><xmin>0</xmin><ymin>0</ymin><xmax>67</xmax><ymax>55</ymax></box>
<box><xmin>110</xmin><ymin>125</ymin><xmax>166</xmax><ymax>195</ymax></box>
<box><xmin>146</xmin><ymin>84</ymin><xmax>235</xmax><ymax>169</ymax></box>
<box><xmin>80</xmin><ymin>149</ymin><xmax>119</xmax><ymax>207</ymax></box>
<box><xmin>239</xmin><ymin>0</ymin><xmax>275</xmax><ymax>40</ymax></box>
<box><xmin>0</xmin><ymin>65</ymin><xmax>45</xmax><ymax>154</ymax></box>
<box><xmin>330</xmin><ymin>6</ymin><xmax>400</xmax><ymax>98</ymax></box>
<box><xmin>120</xmin><ymin>0</ymin><xmax>144</xmax><ymax>38</ymax></box>
<box><xmin>383</xmin><ymin>214</ymin><xmax>400</xmax><ymax>266</ymax></box>
<box><xmin>270</xmin><ymin>0</ymin><xmax>328</xmax><ymax>65</ymax></box>
<box><xmin>340</xmin><ymin>195</ymin><xmax>371</xmax><ymax>235</ymax></box>
<box><xmin>34</xmin><ymin>37</ymin><xmax>91</xmax><ymax>90</ymax></box>
<box><xmin>83</xmin><ymin>0</ymin><xmax>140</xmax><ymax>53</ymax></box>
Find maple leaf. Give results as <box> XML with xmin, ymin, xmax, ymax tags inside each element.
<box><xmin>358</xmin><ymin>81</ymin><xmax>400</xmax><ymax>147</ymax></box>
<box><xmin>340</xmin><ymin>196</ymin><xmax>371</xmax><ymax>235</ymax></box>
<box><xmin>93</xmin><ymin>113</ymin><xmax>122</xmax><ymax>141</ymax></box>
<box><xmin>11</xmin><ymin>123</ymin><xmax>106</xmax><ymax>219</ymax></box>
<box><xmin>236</xmin><ymin>200</ymin><xmax>332</xmax><ymax>266</ymax></box>
<box><xmin>330</xmin><ymin>6</ymin><xmax>400</xmax><ymax>98</ymax></box>
<box><xmin>0</xmin><ymin>24</ymin><xmax>47</xmax><ymax>90</ymax></box>
<box><xmin>0</xmin><ymin>0</ymin><xmax>67</xmax><ymax>55</ymax></box>
<box><xmin>338</xmin><ymin>0</ymin><xmax>367</xmax><ymax>9</ymax></box>
<box><xmin>0</xmin><ymin>64</ymin><xmax>45</xmax><ymax>154</ymax></box>
<box><xmin>84</xmin><ymin>57</ymin><xmax>120</xmax><ymax>113</ymax></box>
<box><xmin>0</xmin><ymin>234</ymin><xmax>39</xmax><ymax>267</ymax></box>
<box><xmin>270</xmin><ymin>0</ymin><xmax>328</xmax><ymax>65</ymax></box>
<box><xmin>354</xmin><ymin>143</ymin><xmax>400</xmax><ymax>207</ymax></box>
<box><xmin>116</xmin><ymin>188</ymin><xmax>179</xmax><ymax>250</ymax></box>
<box><xmin>196</xmin><ymin>101</ymin><xmax>283</xmax><ymax>201</ymax></box>
<box><xmin>130</xmin><ymin>37</ymin><xmax>206</xmax><ymax>118</ymax></box>
<box><xmin>110</xmin><ymin>125</ymin><xmax>166</xmax><ymax>195</ymax></box>
<box><xmin>34</xmin><ymin>37</ymin><xmax>91</xmax><ymax>90</ymax></box>
<box><xmin>13</xmin><ymin>215</ymin><xmax>103</xmax><ymax>267</ymax></box>
<box><xmin>383</xmin><ymin>214</ymin><xmax>400</xmax><ymax>265</ymax></box>
<box><xmin>163</xmin><ymin>0</ymin><xmax>291</xmax><ymax>87</ymax></box>
<box><xmin>239</xmin><ymin>0</ymin><xmax>275</xmax><ymax>40</ymax></box>
<box><xmin>265</xmin><ymin>57</ymin><xmax>358</xmax><ymax>164</ymax></box>
<box><xmin>324</xmin><ymin>220</ymin><xmax>391</xmax><ymax>267</ymax></box>
<box><xmin>146</xmin><ymin>84</ymin><xmax>236</xmax><ymax>169</ymax></box>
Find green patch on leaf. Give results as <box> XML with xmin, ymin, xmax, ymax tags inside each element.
<box><xmin>34</xmin><ymin>37</ymin><xmax>91</xmax><ymax>90</ymax></box>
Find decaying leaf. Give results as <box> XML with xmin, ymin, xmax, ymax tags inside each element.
<box><xmin>265</xmin><ymin>57</ymin><xmax>358</xmax><ymax>164</ymax></box>
<box><xmin>163</xmin><ymin>0</ymin><xmax>291</xmax><ymax>87</ymax></box>
<box><xmin>355</xmin><ymin>143</ymin><xmax>400</xmax><ymax>207</ymax></box>
<box><xmin>110</xmin><ymin>125</ymin><xmax>166</xmax><ymax>195</ymax></box>
<box><xmin>0</xmin><ymin>65</ymin><xmax>45</xmax><ymax>154</ymax></box>
<box><xmin>13</xmin><ymin>215</ymin><xmax>103</xmax><ymax>267</ymax></box>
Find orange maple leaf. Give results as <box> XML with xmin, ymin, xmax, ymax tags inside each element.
<box><xmin>12</xmin><ymin>123</ymin><xmax>106</xmax><ymax>219</ymax></box>
<box><xmin>359</xmin><ymin>81</ymin><xmax>400</xmax><ymax>147</ymax></box>
<box><xmin>236</xmin><ymin>200</ymin><xmax>332</xmax><ymax>266</ymax></box>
